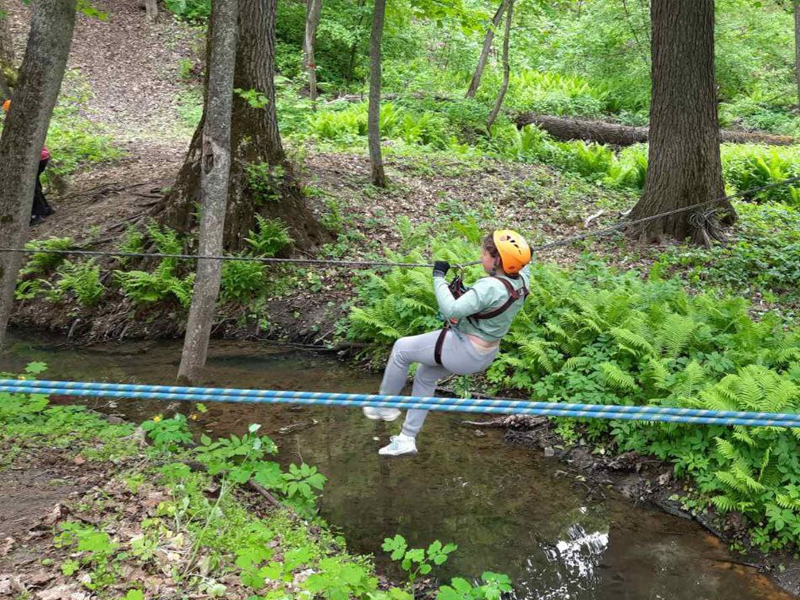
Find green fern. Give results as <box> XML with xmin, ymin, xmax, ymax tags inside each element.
<box><xmin>598</xmin><ymin>362</ymin><xmax>638</xmax><ymax>392</ymax></box>
<box><xmin>610</xmin><ymin>327</ymin><xmax>655</xmax><ymax>358</ymax></box>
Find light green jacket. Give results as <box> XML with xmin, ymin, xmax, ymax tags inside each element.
<box><xmin>432</xmin><ymin>265</ymin><xmax>531</xmax><ymax>342</ymax></box>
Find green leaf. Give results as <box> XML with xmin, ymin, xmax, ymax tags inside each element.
<box><xmin>61</xmin><ymin>559</ymin><xmax>80</xmax><ymax>576</ymax></box>
<box><xmin>24</xmin><ymin>361</ymin><xmax>47</xmax><ymax>375</ymax></box>
<box><xmin>124</xmin><ymin>591</ymin><xmax>145</xmax><ymax>600</ymax></box>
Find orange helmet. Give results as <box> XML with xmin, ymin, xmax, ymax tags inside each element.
<box><xmin>1</xmin><ymin>100</ymin><xmax>9</xmax><ymax>113</ymax></box>
<box><xmin>493</xmin><ymin>229</ymin><xmax>531</xmax><ymax>275</ymax></box>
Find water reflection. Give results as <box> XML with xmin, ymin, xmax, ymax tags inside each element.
<box><xmin>0</xmin><ymin>330</ymin><xmax>793</xmax><ymax>600</ymax></box>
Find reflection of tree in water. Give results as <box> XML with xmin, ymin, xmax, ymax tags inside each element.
<box><xmin>514</xmin><ymin>504</ymin><xmax>609</xmax><ymax>600</ymax></box>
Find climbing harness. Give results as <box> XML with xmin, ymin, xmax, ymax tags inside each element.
<box><xmin>434</xmin><ymin>271</ymin><xmax>528</xmax><ymax>366</ymax></box>
<box><xmin>5</xmin><ymin>378</ymin><xmax>800</xmax><ymax>428</ymax></box>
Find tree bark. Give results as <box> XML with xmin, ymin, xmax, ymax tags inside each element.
<box><xmin>303</xmin><ymin>0</ymin><xmax>322</xmax><ymax>108</ymax></box>
<box><xmin>628</xmin><ymin>0</ymin><xmax>735</xmax><ymax>244</ymax></box>
<box><xmin>465</xmin><ymin>0</ymin><xmax>506</xmax><ymax>99</ymax></box>
<box><xmin>0</xmin><ymin>0</ymin><xmax>77</xmax><ymax>348</ymax></box>
<box><xmin>0</xmin><ymin>68</ymin><xmax>11</xmax><ymax>101</ymax></box>
<box><xmin>514</xmin><ymin>113</ymin><xmax>799</xmax><ymax>146</ymax></box>
<box><xmin>154</xmin><ymin>0</ymin><xmax>328</xmax><ymax>252</ymax></box>
<box><xmin>178</xmin><ymin>0</ymin><xmax>238</xmax><ymax>385</ymax></box>
<box><xmin>368</xmin><ymin>0</ymin><xmax>386</xmax><ymax>187</ymax></box>
<box><xmin>795</xmin><ymin>0</ymin><xmax>800</xmax><ymax>108</ymax></box>
<box><xmin>0</xmin><ymin>0</ymin><xmax>15</xmax><ymax>98</ymax></box>
<box><xmin>486</xmin><ymin>0</ymin><xmax>513</xmax><ymax>133</ymax></box>
<box><xmin>0</xmin><ymin>0</ymin><xmax>14</xmax><ymax>66</ymax></box>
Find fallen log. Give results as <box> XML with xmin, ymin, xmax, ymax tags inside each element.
<box><xmin>515</xmin><ymin>113</ymin><xmax>798</xmax><ymax>146</ymax></box>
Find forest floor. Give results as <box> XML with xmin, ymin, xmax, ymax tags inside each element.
<box><xmin>4</xmin><ymin>1</ymin><xmax>646</xmax><ymax>343</ymax></box>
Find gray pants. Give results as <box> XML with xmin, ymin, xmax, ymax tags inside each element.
<box><xmin>379</xmin><ymin>328</ymin><xmax>499</xmax><ymax>437</ymax></box>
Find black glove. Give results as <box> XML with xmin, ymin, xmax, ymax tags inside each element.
<box><xmin>433</xmin><ymin>260</ymin><xmax>450</xmax><ymax>278</ymax></box>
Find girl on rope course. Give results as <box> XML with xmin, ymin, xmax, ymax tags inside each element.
<box><xmin>364</xmin><ymin>230</ymin><xmax>532</xmax><ymax>456</ymax></box>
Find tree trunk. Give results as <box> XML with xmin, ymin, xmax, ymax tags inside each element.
<box><xmin>177</xmin><ymin>0</ymin><xmax>238</xmax><ymax>385</ymax></box>
<box><xmin>0</xmin><ymin>0</ymin><xmax>77</xmax><ymax>348</ymax></box>
<box><xmin>344</xmin><ymin>0</ymin><xmax>367</xmax><ymax>85</ymax></box>
<box><xmin>514</xmin><ymin>113</ymin><xmax>799</xmax><ymax>146</ymax></box>
<box><xmin>795</xmin><ymin>0</ymin><xmax>800</xmax><ymax>108</ymax></box>
<box><xmin>0</xmin><ymin>69</ymin><xmax>11</xmax><ymax>101</ymax></box>
<box><xmin>368</xmin><ymin>0</ymin><xmax>386</xmax><ymax>187</ymax></box>
<box><xmin>0</xmin><ymin>0</ymin><xmax>15</xmax><ymax>97</ymax></box>
<box><xmin>153</xmin><ymin>0</ymin><xmax>328</xmax><ymax>252</ymax></box>
<box><xmin>628</xmin><ymin>0</ymin><xmax>735</xmax><ymax>244</ymax></box>
<box><xmin>144</xmin><ymin>0</ymin><xmax>159</xmax><ymax>22</ymax></box>
<box><xmin>486</xmin><ymin>0</ymin><xmax>513</xmax><ymax>133</ymax></box>
<box><xmin>465</xmin><ymin>0</ymin><xmax>506</xmax><ymax>99</ymax></box>
<box><xmin>303</xmin><ymin>0</ymin><xmax>322</xmax><ymax>108</ymax></box>
<box><xmin>0</xmin><ymin>0</ymin><xmax>14</xmax><ymax>68</ymax></box>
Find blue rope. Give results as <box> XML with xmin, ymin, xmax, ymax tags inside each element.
<box><xmin>6</xmin><ymin>378</ymin><xmax>800</xmax><ymax>425</ymax></box>
<box><xmin>2</xmin><ymin>379</ymin><xmax>800</xmax><ymax>428</ymax></box>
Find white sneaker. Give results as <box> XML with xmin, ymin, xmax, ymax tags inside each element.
<box><xmin>363</xmin><ymin>407</ymin><xmax>401</xmax><ymax>422</ymax></box>
<box><xmin>379</xmin><ymin>433</ymin><xmax>418</xmax><ymax>456</ymax></box>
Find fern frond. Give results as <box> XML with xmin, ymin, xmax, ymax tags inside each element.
<box><xmin>610</xmin><ymin>327</ymin><xmax>655</xmax><ymax>357</ymax></box>
<box><xmin>598</xmin><ymin>362</ymin><xmax>638</xmax><ymax>392</ymax></box>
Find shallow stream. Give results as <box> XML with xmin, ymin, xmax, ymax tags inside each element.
<box><xmin>1</xmin><ymin>331</ymin><xmax>793</xmax><ymax>600</ymax></box>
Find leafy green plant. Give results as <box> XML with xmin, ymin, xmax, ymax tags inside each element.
<box><xmin>114</xmin><ymin>263</ymin><xmax>195</xmax><ymax>307</ymax></box>
<box><xmin>53</xmin><ymin>259</ymin><xmax>105</xmax><ymax>306</ymax></box>
<box><xmin>436</xmin><ymin>572</ymin><xmax>513</xmax><ymax>600</ymax></box>
<box><xmin>141</xmin><ymin>414</ymin><xmax>193</xmax><ymax>452</ymax></box>
<box><xmin>245</xmin><ymin>214</ymin><xmax>293</xmax><ymax>256</ymax></box>
<box><xmin>303</xmin><ymin>557</ymin><xmax>379</xmax><ymax>600</ymax></box>
<box><xmin>55</xmin><ymin>521</ymin><xmax>120</xmax><ymax>591</ymax></box>
<box><xmin>164</xmin><ymin>0</ymin><xmax>210</xmax><ymax>20</ymax></box>
<box><xmin>557</xmin><ymin>140</ymin><xmax>614</xmax><ymax>177</ymax></box>
<box><xmin>114</xmin><ymin>223</ymin><xmax>195</xmax><ymax>307</ymax></box>
<box><xmin>220</xmin><ymin>259</ymin><xmax>265</xmax><ymax>303</ymax></box>
<box><xmin>20</xmin><ymin>236</ymin><xmax>75</xmax><ymax>276</ymax></box>
<box><xmin>382</xmin><ymin>535</ymin><xmax>457</xmax><ymax>588</ymax></box>
<box><xmin>245</xmin><ymin>162</ymin><xmax>285</xmax><ymax>205</ymax></box>
<box><xmin>235</xmin><ymin>87</ymin><xmax>269</xmax><ymax>109</ymax></box>
<box><xmin>282</xmin><ymin>463</ymin><xmax>327</xmax><ymax>516</ymax></box>
<box><xmin>607</xmin><ymin>144</ymin><xmax>648</xmax><ymax>190</ymax></box>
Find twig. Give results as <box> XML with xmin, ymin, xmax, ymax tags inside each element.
<box><xmin>461</xmin><ymin>418</ymin><xmax>509</xmax><ymax>428</ymax></box>
<box><xmin>584</xmin><ymin>210</ymin><xmax>604</xmax><ymax>228</ymax></box>
<box><xmin>247</xmin><ymin>480</ymin><xmax>284</xmax><ymax>509</ymax></box>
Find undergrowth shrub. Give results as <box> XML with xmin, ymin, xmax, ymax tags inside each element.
<box><xmin>245</xmin><ymin>215</ymin><xmax>293</xmax><ymax>256</ymax></box>
<box><xmin>308</xmin><ymin>102</ymin><xmax>449</xmax><ymax>149</ymax></box>
<box><xmin>652</xmin><ymin>202</ymin><xmax>800</xmax><ymax>299</ymax></box>
<box><xmin>113</xmin><ymin>224</ymin><xmax>195</xmax><ymax>308</ymax></box>
<box><xmin>722</xmin><ymin>145</ymin><xmax>800</xmax><ymax>205</ymax></box>
<box><xmin>221</xmin><ymin>260</ymin><xmax>265</xmax><ymax>303</ymax></box>
<box><xmin>52</xmin><ymin>259</ymin><xmax>105</xmax><ymax>306</ymax></box>
<box><xmin>20</xmin><ymin>236</ymin><xmax>75</xmax><ymax>276</ymax></box>
<box><xmin>347</xmin><ymin>232</ymin><xmax>800</xmax><ymax>550</ymax></box>
<box><xmin>164</xmin><ymin>0</ymin><xmax>210</xmax><ymax>20</ymax></box>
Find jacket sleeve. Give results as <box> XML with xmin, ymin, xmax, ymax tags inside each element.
<box><xmin>433</xmin><ymin>277</ymin><xmax>498</xmax><ymax>320</ymax></box>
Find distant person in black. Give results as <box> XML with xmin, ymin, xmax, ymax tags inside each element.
<box><xmin>2</xmin><ymin>99</ymin><xmax>56</xmax><ymax>225</ymax></box>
